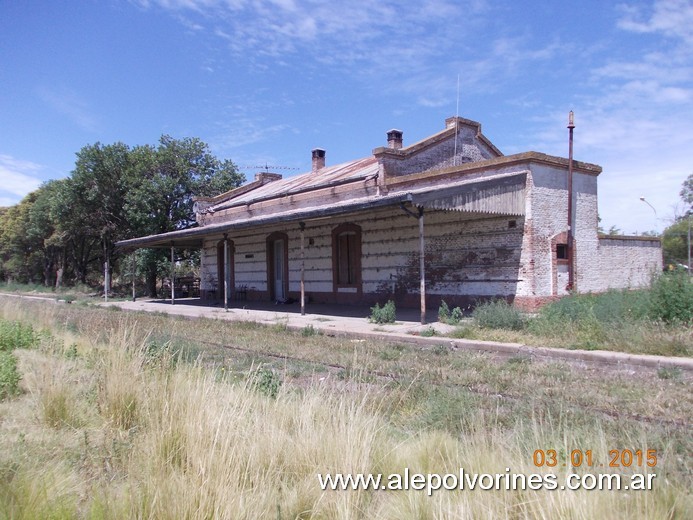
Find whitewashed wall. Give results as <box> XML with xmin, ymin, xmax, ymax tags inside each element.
<box><xmin>595</xmin><ymin>237</ymin><xmax>662</xmax><ymax>289</ymax></box>
<box><xmin>200</xmin><ymin>206</ymin><xmax>526</xmax><ymax>304</ymax></box>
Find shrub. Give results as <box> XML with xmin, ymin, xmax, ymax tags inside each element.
<box><xmin>450</xmin><ymin>306</ymin><xmax>463</xmax><ymax>324</ymax></box>
<box><xmin>472</xmin><ymin>300</ymin><xmax>525</xmax><ymax>330</ymax></box>
<box><xmin>0</xmin><ymin>351</ymin><xmax>21</xmax><ymax>400</ymax></box>
<box><xmin>438</xmin><ymin>300</ymin><xmax>451</xmax><ymax>322</ymax></box>
<box><xmin>369</xmin><ymin>300</ymin><xmax>396</xmax><ymax>324</ymax></box>
<box><xmin>648</xmin><ymin>270</ymin><xmax>693</xmax><ymax>324</ymax></box>
<box><xmin>249</xmin><ymin>365</ymin><xmax>281</xmax><ymax>399</ymax></box>
<box><xmin>0</xmin><ymin>320</ymin><xmax>38</xmax><ymax>351</ymax></box>
<box><xmin>438</xmin><ymin>300</ymin><xmax>463</xmax><ymax>325</ymax></box>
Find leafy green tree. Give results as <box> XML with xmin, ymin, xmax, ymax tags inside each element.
<box><xmin>662</xmin><ymin>174</ymin><xmax>693</xmax><ymax>269</ymax></box>
<box><xmin>26</xmin><ymin>180</ymin><xmax>66</xmax><ymax>286</ymax></box>
<box><xmin>662</xmin><ymin>219</ymin><xmax>690</xmax><ymax>267</ymax></box>
<box><xmin>0</xmin><ymin>193</ymin><xmax>37</xmax><ymax>283</ymax></box>
<box><xmin>0</xmin><ymin>136</ymin><xmax>241</xmax><ymax>292</ymax></box>
<box><xmin>52</xmin><ymin>143</ymin><xmax>131</xmax><ymax>284</ymax></box>
<box><xmin>0</xmin><ymin>182</ymin><xmax>65</xmax><ymax>284</ymax></box>
<box><xmin>680</xmin><ymin>173</ymin><xmax>693</xmax><ymax>214</ymax></box>
<box><xmin>124</xmin><ymin>136</ymin><xmax>243</xmax><ymax>296</ymax></box>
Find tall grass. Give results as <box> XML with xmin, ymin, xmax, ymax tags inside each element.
<box><xmin>463</xmin><ymin>272</ymin><xmax>692</xmax><ymax>356</ymax></box>
<box><xmin>0</xmin><ymin>296</ymin><xmax>691</xmax><ymax>518</ymax></box>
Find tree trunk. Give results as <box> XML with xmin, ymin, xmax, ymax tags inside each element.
<box><xmin>146</xmin><ymin>262</ymin><xmax>158</xmax><ymax>297</ymax></box>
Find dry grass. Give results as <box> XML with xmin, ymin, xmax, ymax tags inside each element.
<box><xmin>0</xmin><ymin>296</ymin><xmax>691</xmax><ymax>519</ymax></box>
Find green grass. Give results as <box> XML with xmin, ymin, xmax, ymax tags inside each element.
<box><xmin>0</xmin><ymin>320</ymin><xmax>39</xmax><ymax>351</ymax></box>
<box><xmin>454</xmin><ymin>273</ymin><xmax>692</xmax><ymax>356</ymax></box>
<box><xmin>0</xmin><ymin>350</ymin><xmax>20</xmax><ymax>400</ymax></box>
<box><xmin>0</xmin><ymin>295</ymin><xmax>691</xmax><ymax>518</ymax></box>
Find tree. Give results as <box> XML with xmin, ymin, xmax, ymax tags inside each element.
<box><xmin>0</xmin><ymin>135</ymin><xmax>242</xmax><ymax>292</ymax></box>
<box><xmin>124</xmin><ymin>136</ymin><xmax>244</xmax><ymax>296</ymax></box>
<box><xmin>662</xmin><ymin>174</ymin><xmax>693</xmax><ymax>269</ymax></box>
<box><xmin>0</xmin><ymin>181</ymin><xmax>65</xmax><ymax>285</ymax></box>
<box><xmin>52</xmin><ymin>143</ymin><xmax>131</xmax><ymax>284</ymax></box>
<box><xmin>680</xmin><ymin>173</ymin><xmax>693</xmax><ymax>214</ymax></box>
<box><xmin>27</xmin><ymin>180</ymin><xmax>65</xmax><ymax>286</ymax></box>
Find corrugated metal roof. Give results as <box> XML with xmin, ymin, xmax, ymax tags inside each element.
<box><xmin>210</xmin><ymin>156</ymin><xmax>379</xmax><ymax>212</ymax></box>
<box><xmin>410</xmin><ymin>171</ymin><xmax>526</xmax><ymax>215</ymax></box>
<box><xmin>116</xmin><ymin>170</ymin><xmax>528</xmax><ymax>250</ymax></box>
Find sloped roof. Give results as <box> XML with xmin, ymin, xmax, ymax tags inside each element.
<box><xmin>116</xmin><ymin>170</ymin><xmax>527</xmax><ymax>250</ymax></box>
<box><xmin>208</xmin><ymin>156</ymin><xmax>379</xmax><ymax>213</ymax></box>
<box><xmin>116</xmin><ymin>115</ymin><xmax>602</xmax><ymax>251</ymax></box>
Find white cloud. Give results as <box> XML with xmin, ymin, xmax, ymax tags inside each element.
<box><xmin>617</xmin><ymin>0</ymin><xmax>693</xmax><ymax>45</ymax></box>
<box><xmin>36</xmin><ymin>86</ymin><xmax>99</xmax><ymax>132</ymax></box>
<box><xmin>0</xmin><ymin>154</ymin><xmax>44</xmax><ymax>204</ymax></box>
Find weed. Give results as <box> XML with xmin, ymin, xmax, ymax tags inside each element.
<box><xmin>506</xmin><ymin>355</ymin><xmax>531</xmax><ymax>367</ymax></box>
<box><xmin>472</xmin><ymin>300</ymin><xmax>526</xmax><ymax>330</ymax></box>
<box><xmin>301</xmin><ymin>324</ymin><xmax>319</xmax><ymax>337</ymax></box>
<box><xmin>271</xmin><ymin>320</ymin><xmax>289</xmax><ymax>333</ymax></box>
<box><xmin>41</xmin><ymin>386</ymin><xmax>81</xmax><ymax>429</ymax></box>
<box><xmin>649</xmin><ymin>270</ymin><xmax>693</xmax><ymax>324</ymax></box>
<box><xmin>438</xmin><ymin>300</ymin><xmax>464</xmax><ymax>325</ymax></box>
<box><xmin>378</xmin><ymin>345</ymin><xmax>405</xmax><ymax>361</ymax></box>
<box><xmin>249</xmin><ymin>365</ymin><xmax>282</xmax><ymax>398</ymax></box>
<box><xmin>449</xmin><ymin>326</ymin><xmax>476</xmax><ymax>339</ymax></box>
<box><xmin>420</xmin><ymin>326</ymin><xmax>437</xmax><ymax>337</ymax></box>
<box><xmin>65</xmin><ymin>343</ymin><xmax>78</xmax><ymax>360</ymax></box>
<box><xmin>0</xmin><ymin>319</ymin><xmax>38</xmax><ymax>351</ymax></box>
<box><xmin>438</xmin><ymin>300</ymin><xmax>450</xmax><ymax>322</ymax></box>
<box><xmin>369</xmin><ymin>300</ymin><xmax>396</xmax><ymax>324</ymax></box>
<box><xmin>0</xmin><ymin>351</ymin><xmax>21</xmax><ymax>400</ymax></box>
<box><xmin>657</xmin><ymin>366</ymin><xmax>682</xmax><ymax>380</ymax></box>
<box><xmin>432</xmin><ymin>344</ymin><xmax>451</xmax><ymax>356</ymax></box>
<box><xmin>144</xmin><ymin>340</ymin><xmax>177</xmax><ymax>368</ymax></box>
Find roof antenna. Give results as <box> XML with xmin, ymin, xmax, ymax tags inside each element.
<box><xmin>453</xmin><ymin>74</ymin><xmax>460</xmax><ymax>167</ymax></box>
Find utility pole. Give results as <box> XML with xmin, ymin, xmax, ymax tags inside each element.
<box><xmin>567</xmin><ymin>111</ymin><xmax>575</xmax><ymax>291</ymax></box>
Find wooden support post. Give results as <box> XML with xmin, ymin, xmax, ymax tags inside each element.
<box><xmin>300</xmin><ymin>222</ymin><xmax>306</xmax><ymax>316</ymax></box>
<box><xmin>131</xmin><ymin>251</ymin><xmax>136</xmax><ymax>302</ymax></box>
<box><xmin>223</xmin><ymin>234</ymin><xmax>229</xmax><ymax>311</ymax></box>
<box><xmin>418</xmin><ymin>207</ymin><xmax>426</xmax><ymax>325</ymax></box>
<box><xmin>170</xmin><ymin>243</ymin><xmax>175</xmax><ymax>305</ymax></box>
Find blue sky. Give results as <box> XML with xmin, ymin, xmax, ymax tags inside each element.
<box><xmin>1</xmin><ymin>0</ymin><xmax>691</xmax><ymax>234</ymax></box>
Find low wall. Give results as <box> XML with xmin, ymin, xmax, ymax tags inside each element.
<box><xmin>596</xmin><ymin>235</ymin><xmax>662</xmax><ymax>289</ymax></box>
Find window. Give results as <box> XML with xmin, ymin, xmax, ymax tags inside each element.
<box><xmin>332</xmin><ymin>224</ymin><xmax>361</xmax><ymax>288</ymax></box>
<box><xmin>337</xmin><ymin>231</ymin><xmax>357</xmax><ymax>284</ymax></box>
<box><xmin>556</xmin><ymin>243</ymin><xmax>568</xmax><ymax>260</ymax></box>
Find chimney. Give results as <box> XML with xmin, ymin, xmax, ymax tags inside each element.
<box><xmin>312</xmin><ymin>148</ymin><xmax>325</xmax><ymax>173</ymax></box>
<box><xmin>387</xmin><ymin>129</ymin><xmax>403</xmax><ymax>149</ymax></box>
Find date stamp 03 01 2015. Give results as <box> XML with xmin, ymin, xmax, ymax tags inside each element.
<box><xmin>532</xmin><ymin>449</ymin><xmax>658</xmax><ymax>469</ymax></box>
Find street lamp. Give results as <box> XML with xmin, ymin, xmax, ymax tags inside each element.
<box><xmin>639</xmin><ymin>196</ymin><xmax>658</xmax><ymax>232</ymax></box>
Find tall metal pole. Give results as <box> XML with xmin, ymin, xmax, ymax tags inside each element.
<box><xmin>170</xmin><ymin>243</ymin><xmax>175</xmax><ymax>305</ymax></box>
<box><xmin>300</xmin><ymin>222</ymin><xmax>306</xmax><ymax>316</ymax></box>
<box><xmin>418</xmin><ymin>207</ymin><xmax>426</xmax><ymax>325</ymax></box>
<box><xmin>567</xmin><ymin>110</ymin><xmax>575</xmax><ymax>292</ymax></box>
